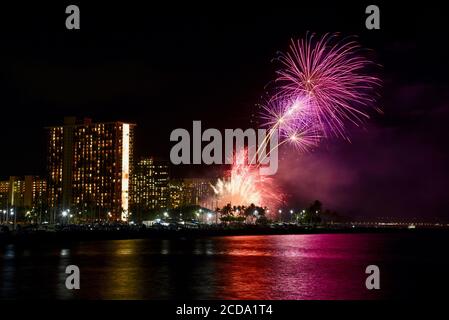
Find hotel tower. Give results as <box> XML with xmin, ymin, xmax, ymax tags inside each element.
<box><xmin>46</xmin><ymin>117</ymin><xmax>135</xmax><ymax>222</ymax></box>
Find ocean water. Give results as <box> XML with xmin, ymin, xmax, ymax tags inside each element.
<box><xmin>1</xmin><ymin>232</ymin><xmax>448</xmax><ymax>299</ymax></box>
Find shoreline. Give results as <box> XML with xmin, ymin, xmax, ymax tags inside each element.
<box><xmin>2</xmin><ymin>225</ymin><xmax>448</xmax><ymax>244</ymax></box>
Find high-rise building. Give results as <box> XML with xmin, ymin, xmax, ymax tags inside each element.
<box><xmin>131</xmin><ymin>157</ymin><xmax>169</xmax><ymax>213</ymax></box>
<box><xmin>46</xmin><ymin>117</ymin><xmax>135</xmax><ymax>222</ymax></box>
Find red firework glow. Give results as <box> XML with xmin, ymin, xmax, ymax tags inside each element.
<box><xmin>211</xmin><ymin>150</ymin><xmax>283</xmax><ymax>211</ymax></box>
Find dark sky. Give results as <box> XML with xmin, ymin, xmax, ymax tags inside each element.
<box><xmin>0</xmin><ymin>3</ymin><xmax>448</xmax><ymax>219</ymax></box>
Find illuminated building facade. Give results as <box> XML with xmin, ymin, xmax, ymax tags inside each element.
<box><xmin>131</xmin><ymin>157</ymin><xmax>169</xmax><ymax>213</ymax></box>
<box><xmin>168</xmin><ymin>179</ymin><xmax>184</xmax><ymax>209</ymax></box>
<box><xmin>0</xmin><ymin>180</ymin><xmax>10</xmax><ymax>210</ymax></box>
<box><xmin>47</xmin><ymin>117</ymin><xmax>135</xmax><ymax>221</ymax></box>
<box><xmin>183</xmin><ymin>178</ymin><xmax>215</xmax><ymax>207</ymax></box>
<box><xmin>0</xmin><ymin>176</ymin><xmax>47</xmax><ymax>221</ymax></box>
<box><xmin>167</xmin><ymin>178</ymin><xmax>216</xmax><ymax>209</ymax></box>
<box><xmin>0</xmin><ymin>177</ymin><xmax>26</xmax><ymax>208</ymax></box>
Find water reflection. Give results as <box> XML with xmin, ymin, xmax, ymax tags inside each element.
<box><xmin>1</xmin><ymin>233</ymin><xmax>448</xmax><ymax>299</ymax></box>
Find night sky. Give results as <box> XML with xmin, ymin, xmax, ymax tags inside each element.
<box><xmin>0</xmin><ymin>3</ymin><xmax>448</xmax><ymax>219</ymax></box>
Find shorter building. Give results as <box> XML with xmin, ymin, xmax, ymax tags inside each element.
<box><xmin>183</xmin><ymin>178</ymin><xmax>216</xmax><ymax>207</ymax></box>
<box><xmin>131</xmin><ymin>157</ymin><xmax>169</xmax><ymax>212</ymax></box>
<box><xmin>168</xmin><ymin>178</ymin><xmax>217</xmax><ymax>209</ymax></box>
<box><xmin>0</xmin><ymin>180</ymin><xmax>9</xmax><ymax>210</ymax></box>
<box><xmin>168</xmin><ymin>179</ymin><xmax>184</xmax><ymax>209</ymax></box>
<box><xmin>0</xmin><ymin>176</ymin><xmax>47</xmax><ymax>222</ymax></box>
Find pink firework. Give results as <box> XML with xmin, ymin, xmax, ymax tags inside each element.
<box><xmin>274</xmin><ymin>33</ymin><xmax>381</xmax><ymax>139</ymax></box>
<box><xmin>259</xmin><ymin>95</ymin><xmax>322</xmax><ymax>153</ymax></box>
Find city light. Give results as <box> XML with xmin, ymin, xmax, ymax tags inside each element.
<box><xmin>121</xmin><ymin>123</ymin><xmax>130</xmax><ymax>221</ymax></box>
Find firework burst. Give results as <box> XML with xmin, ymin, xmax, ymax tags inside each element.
<box><xmin>274</xmin><ymin>33</ymin><xmax>381</xmax><ymax>139</ymax></box>
<box><xmin>259</xmin><ymin>95</ymin><xmax>322</xmax><ymax>153</ymax></box>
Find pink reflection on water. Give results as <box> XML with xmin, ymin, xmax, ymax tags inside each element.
<box><xmin>214</xmin><ymin>234</ymin><xmax>386</xmax><ymax>299</ymax></box>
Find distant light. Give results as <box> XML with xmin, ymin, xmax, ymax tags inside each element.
<box><xmin>207</xmin><ymin>213</ymin><xmax>212</xmax><ymax>219</ymax></box>
<box><xmin>278</xmin><ymin>209</ymin><xmax>282</xmax><ymax>214</ymax></box>
<box><xmin>290</xmin><ymin>210</ymin><xmax>294</xmax><ymax>214</ymax></box>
